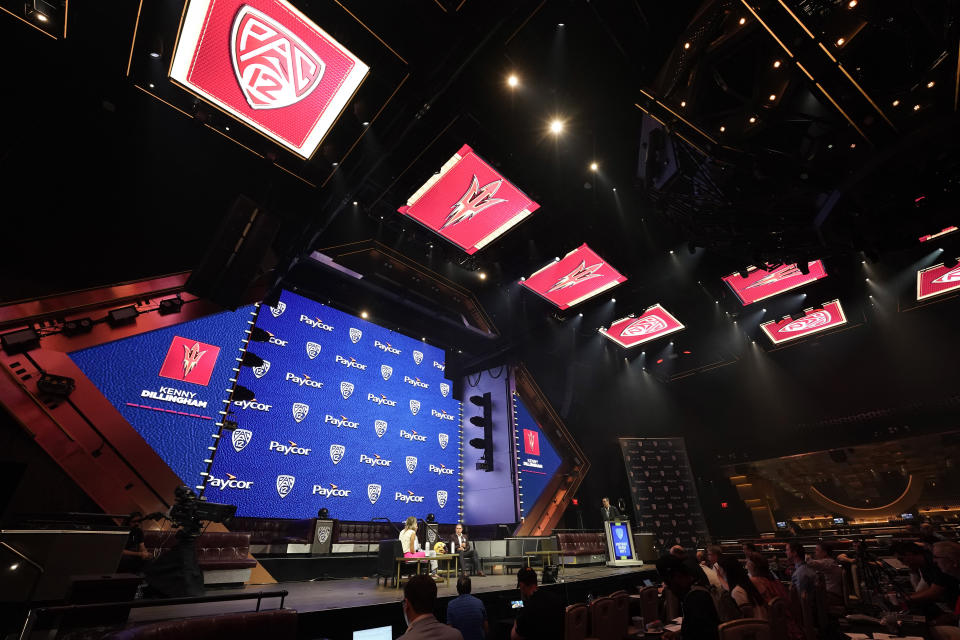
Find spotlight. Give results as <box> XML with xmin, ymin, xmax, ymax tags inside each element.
<box><xmin>680</xmin><ymin>101</ymin><xmax>686</xmax><ymax>107</ymax></box>
<box><xmin>249</xmin><ymin>327</ymin><xmax>273</xmax><ymax>342</ymax></box>
<box><xmin>850</xmin><ymin>143</ymin><xmax>856</xmax><ymax>149</ymax></box>
<box><xmin>789</xmin><ymin>312</ymin><xmax>805</xmax><ymax>321</ymax></box>
<box><xmin>612</xmin><ymin>187</ymin><xmax>617</xmax><ymax>192</ymax></box>
<box><xmin>149</xmin><ymin>51</ymin><xmax>160</xmax><ymax>58</ymax></box>
<box><xmin>892</xmin><ymin>100</ymin><xmax>900</xmax><ymax>107</ymax></box>
<box><xmin>233</xmin><ymin>385</ymin><xmax>255</xmax><ymax>402</ymax></box>
<box><xmin>479</xmin><ymin>272</ymin><xmax>486</xmax><ymax>280</ymax></box>
<box><xmin>738</xmin><ymin>269</ymin><xmax>750</xmax><ymax>279</ymax></box>
<box><xmin>719</xmin><ymin>126</ymin><xmax>726</xmax><ymax>132</ymax></box>
<box><xmin>848</xmin><ymin>0</ymin><xmax>857</xmax><ymax>6</ymax></box>
<box><xmin>148</xmin><ymin>83</ymin><xmax>155</xmax><ymax>89</ymax></box>
<box><xmin>773</xmin><ymin>60</ymin><xmax>781</xmax><ymax>69</ymax></box>
<box><xmin>361</xmin><ymin>311</ymin><xmax>368</xmax><ymax>319</ymax></box>
<box><xmin>549</xmin><ymin>119</ymin><xmax>563</xmax><ymax>134</ymax></box>
<box><xmin>507</xmin><ymin>74</ymin><xmax>519</xmax><ymax>88</ymax></box>
<box><xmin>352</xmin><ymin>201</ymin><xmax>358</xmax><ymax>206</ymax></box>
<box><xmin>589</xmin><ymin>162</ymin><xmax>598</xmax><ymax>171</ymax></box>
<box><xmin>107</xmin><ymin>305</ymin><xmax>138</xmax><ymax>327</ymax></box>
<box><xmin>836</xmin><ymin>38</ymin><xmax>845</xmax><ymax>46</ymax></box>
<box><xmin>332</xmin><ymin>162</ymin><xmax>339</xmax><ymax>167</ymax></box>
<box><xmin>557</xmin><ymin>23</ymin><xmax>564</xmax><ymax>27</ymax></box>
<box><xmin>239</xmin><ymin>351</ymin><xmax>264</xmax><ymax>368</ymax></box>
<box><xmin>927</xmin><ymin>81</ymin><xmax>935</xmax><ymax>89</ymax></box>
<box><xmin>749</xmin><ymin>116</ymin><xmax>757</xmax><ymax>123</ymax></box>
<box><xmin>578</xmin><ymin>313</ymin><xmax>583</xmax><ymax>317</ymax></box>
<box><xmin>739</xmin><ymin>17</ymin><xmax>746</xmax><ymax>25</ymax></box>
<box><xmin>158</xmin><ymin>297</ymin><xmax>183</xmax><ymax>315</ymax></box>
<box><xmin>683</xmin><ymin>42</ymin><xmax>690</xmax><ymax>50</ymax></box>
<box><xmin>63</xmin><ymin>317</ymin><xmax>93</xmax><ymax>337</ymax></box>
<box><xmin>611</xmin><ymin>298</ymin><xmax>616</xmax><ymax>302</ymax></box>
<box><xmin>36</xmin><ymin>12</ymin><xmax>48</xmax><ymax>22</ymax></box>
<box><xmin>361</xmin><ymin>121</ymin><xmax>370</xmax><ymax>126</ymax></box>
<box><xmin>913</xmin><ymin>104</ymin><xmax>921</xmax><ymax>111</ymax></box>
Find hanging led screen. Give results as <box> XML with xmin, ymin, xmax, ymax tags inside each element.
<box><xmin>917</xmin><ymin>261</ymin><xmax>960</xmax><ymax>300</ymax></box>
<box><xmin>760</xmin><ymin>299</ymin><xmax>847</xmax><ymax>344</ymax></box>
<box><xmin>521</xmin><ymin>244</ymin><xmax>626</xmax><ymax>310</ymax></box>
<box><xmin>722</xmin><ymin>262</ymin><xmax>827</xmax><ymax>306</ymax></box>
<box><xmin>600</xmin><ymin>305</ymin><xmax>684</xmax><ymax>348</ymax></box>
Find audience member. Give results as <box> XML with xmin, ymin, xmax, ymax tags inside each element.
<box><xmin>931</xmin><ymin>541</ymin><xmax>960</xmax><ymax>640</ymax></box>
<box><xmin>807</xmin><ymin>541</ymin><xmax>843</xmax><ymax>603</ymax></box>
<box><xmin>670</xmin><ymin>546</ymin><xmax>712</xmax><ymax>589</ymax></box>
<box><xmin>656</xmin><ymin>555</ymin><xmax>721</xmax><ymax>640</ymax></box>
<box><xmin>742</xmin><ymin>542</ymin><xmax>758</xmax><ymax>556</ymax></box>
<box><xmin>746</xmin><ymin>552</ymin><xmax>803</xmax><ymax>640</ymax></box>
<box><xmin>697</xmin><ymin>549</ymin><xmax>724</xmax><ymax>591</ymax></box>
<box><xmin>399</xmin><ymin>575</ymin><xmax>463</xmax><ymax>640</ymax></box>
<box><xmin>893</xmin><ymin>541</ymin><xmax>960</xmax><ymax>620</ymax></box>
<box><xmin>446</xmin><ymin>576</ymin><xmax>487</xmax><ymax>640</ymax></box>
<box><xmin>511</xmin><ymin>568</ymin><xmax>563</xmax><ymax>640</ymax></box>
<box><xmin>786</xmin><ymin>541</ymin><xmax>816</xmax><ymax>595</ymax></box>
<box><xmin>118</xmin><ymin>512</ymin><xmax>151</xmax><ymax>574</ymax></box>
<box><xmin>707</xmin><ymin>545</ymin><xmax>727</xmax><ymax>590</ymax></box>
<box><xmin>717</xmin><ymin>557</ymin><xmax>762</xmax><ymax>620</ymax></box>
<box><xmin>921</xmin><ymin>523</ymin><xmax>946</xmax><ymax>548</ymax></box>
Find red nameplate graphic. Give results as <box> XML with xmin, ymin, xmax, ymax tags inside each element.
<box><xmin>722</xmin><ymin>261</ymin><xmax>827</xmax><ymax>306</ymax></box>
<box><xmin>398</xmin><ymin>144</ymin><xmax>540</xmax><ymax>254</ymax></box>
<box><xmin>158</xmin><ymin>336</ymin><xmax>221</xmax><ymax>386</ymax></box>
<box><xmin>523</xmin><ymin>429</ymin><xmax>540</xmax><ymax>456</ymax></box>
<box><xmin>600</xmin><ymin>305</ymin><xmax>685</xmax><ymax>348</ymax></box>
<box><xmin>170</xmin><ymin>0</ymin><xmax>368</xmax><ymax>158</ymax></box>
<box><xmin>917</xmin><ymin>261</ymin><xmax>960</xmax><ymax>300</ymax></box>
<box><xmin>760</xmin><ymin>300</ymin><xmax>847</xmax><ymax>344</ymax></box>
<box><xmin>521</xmin><ymin>244</ymin><xmax>626</xmax><ymax>309</ymax></box>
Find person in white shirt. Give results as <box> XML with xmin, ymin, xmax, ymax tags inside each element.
<box><xmin>400</xmin><ymin>516</ymin><xmax>438</xmax><ymax>578</ymax></box>
<box><xmin>697</xmin><ymin>549</ymin><xmax>724</xmax><ymax>591</ymax></box>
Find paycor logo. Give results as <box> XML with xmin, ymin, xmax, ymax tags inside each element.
<box><xmin>285</xmin><ymin>372</ymin><xmax>323</xmax><ymax>388</ymax></box>
<box><xmin>429</xmin><ymin>464</ymin><xmax>454</xmax><ymax>475</ymax></box>
<box><xmin>367</xmin><ymin>393</ymin><xmax>397</xmax><ymax>406</ymax></box>
<box><xmin>359</xmin><ymin>454</ymin><xmax>392</xmax><ymax>467</ymax></box>
<box><xmin>312</xmin><ymin>483</ymin><xmax>351</xmax><ymax>498</ymax></box>
<box><xmin>234</xmin><ymin>399</ymin><xmax>272</xmax><ymax>412</ymax></box>
<box><xmin>299</xmin><ymin>315</ymin><xmax>334</xmax><ymax>331</ymax></box>
<box><xmin>433</xmin><ymin>361</ymin><xmax>445</xmax><ymax>371</ymax></box>
<box><xmin>335</xmin><ymin>355</ymin><xmax>368</xmax><ymax>370</ymax></box>
<box><xmin>431</xmin><ymin>409</ymin><xmax>456</xmax><ymax>421</ymax></box>
<box><xmin>400</xmin><ymin>429</ymin><xmax>427</xmax><ymax>442</ymax></box>
<box><xmin>325</xmin><ymin>415</ymin><xmax>359</xmax><ymax>429</ymax></box>
<box><xmin>395</xmin><ymin>490</ymin><xmax>425</xmax><ymax>504</ymax></box>
<box><xmin>208</xmin><ymin>473</ymin><xmax>254</xmax><ymax>491</ymax></box>
<box><xmin>374</xmin><ymin>340</ymin><xmax>401</xmax><ymax>354</ymax></box>
<box><xmin>403</xmin><ymin>376</ymin><xmax>430</xmax><ymax>389</ymax></box>
<box><xmin>269</xmin><ymin>441</ymin><xmax>311</xmax><ymax>456</ymax></box>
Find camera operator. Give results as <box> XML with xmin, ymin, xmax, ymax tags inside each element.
<box><xmin>118</xmin><ymin>512</ymin><xmax>152</xmax><ymax>574</ymax></box>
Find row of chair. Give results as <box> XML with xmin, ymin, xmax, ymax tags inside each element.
<box><xmin>564</xmin><ymin>590</ymin><xmax>639</xmax><ymax>640</ymax></box>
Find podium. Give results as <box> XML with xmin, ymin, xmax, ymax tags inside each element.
<box><xmin>311</xmin><ymin>519</ymin><xmax>334</xmax><ymax>555</ymax></box>
<box><xmin>604</xmin><ymin>520</ymin><xmax>644</xmax><ymax>567</ymax></box>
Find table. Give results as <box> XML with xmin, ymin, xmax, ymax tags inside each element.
<box><xmin>394</xmin><ymin>554</ymin><xmax>459</xmax><ymax>588</ymax></box>
<box><xmin>523</xmin><ymin>550</ymin><xmax>565</xmax><ymax>580</ymax></box>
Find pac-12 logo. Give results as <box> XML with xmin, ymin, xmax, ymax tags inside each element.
<box><xmin>380</xmin><ymin>365</ymin><xmax>393</xmax><ymax>380</ymax></box>
<box><xmin>159</xmin><ymin>336</ymin><xmax>220</xmax><ymax>386</ymax></box>
<box><xmin>436</xmin><ymin>490</ymin><xmax>448</xmax><ymax>508</ymax></box>
<box><xmin>232</xmin><ymin>428</ymin><xmax>253</xmax><ymax>452</ymax></box>
<box><xmin>269</xmin><ymin>302</ymin><xmax>286</xmax><ymax>317</ymax></box>
<box><xmin>440</xmin><ymin>383</ymin><xmax>450</xmax><ymax>398</ymax></box>
<box><xmin>438</xmin><ymin>433</ymin><xmax>449</xmax><ymax>449</ymax></box>
<box><xmin>305</xmin><ymin>342</ymin><xmax>322</xmax><ymax>360</ymax></box>
<box><xmin>349</xmin><ymin>328</ymin><xmax>362</xmax><ymax>344</ymax></box>
<box><xmin>405</xmin><ymin>456</ymin><xmax>418</xmax><ymax>474</ymax></box>
<box><xmin>329</xmin><ymin>444</ymin><xmax>345</xmax><ymax>464</ymax></box>
<box><xmin>276</xmin><ymin>474</ymin><xmax>296</xmax><ymax>498</ymax></box>
<box><xmin>252</xmin><ymin>360</ymin><xmax>270</xmax><ymax>378</ymax></box>
<box><xmin>409</xmin><ymin>399</ymin><xmax>421</xmax><ymax>415</ymax></box>
<box><xmin>367</xmin><ymin>483</ymin><xmax>382</xmax><ymax>504</ymax></box>
<box><xmin>374</xmin><ymin>420</ymin><xmax>388</xmax><ymax>438</ymax></box>
<box><xmin>292</xmin><ymin>402</ymin><xmax>309</xmax><ymax>423</ymax></box>
<box><xmin>340</xmin><ymin>381</ymin><xmax>355</xmax><ymax>399</ymax></box>
<box><xmin>413</xmin><ymin>350</ymin><xmax>424</xmax><ymax>365</ymax></box>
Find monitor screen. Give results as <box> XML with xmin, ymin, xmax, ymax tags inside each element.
<box><xmin>609</xmin><ymin>521</ymin><xmax>634</xmax><ymax>560</ymax></box>
<box><xmin>353</xmin><ymin>626</ymin><xmax>392</xmax><ymax>640</ymax></box>
<box><xmin>510</xmin><ymin>600</ymin><xmax>524</xmax><ymax>609</ymax></box>
<box><xmin>901</xmin><ymin>513</ymin><xmax>915</xmax><ymax>520</ymax></box>
<box><xmin>833</xmin><ymin>517</ymin><xmax>845</xmax><ymax>525</ymax></box>
<box><xmin>776</xmin><ymin>521</ymin><xmax>788</xmax><ymax>529</ymax></box>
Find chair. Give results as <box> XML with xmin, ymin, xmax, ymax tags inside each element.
<box><xmin>608</xmin><ymin>590</ymin><xmax>631</xmax><ymax>638</ymax></box>
<box><xmin>797</xmin><ymin>592</ymin><xmax>817</xmax><ymax>640</ymax></box>
<box><xmin>718</xmin><ymin>618</ymin><xmax>771</xmax><ymax>640</ymax></box>
<box><xmin>565</xmin><ymin>603</ymin><xmax>589</xmax><ymax>640</ymax></box>
<box><xmin>637</xmin><ymin>585</ymin><xmax>660</xmax><ymax>623</ymax></box>
<box><xmin>767</xmin><ymin>597</ymin><xmax>789</xmax><ymax>640</ymax></box>
<box><xmin>589</xmin><ymin>596</ymin><xmax>615</xmax><ymax>640</ymax></box>
<box><xmin>103</xmin><ymin>609</ymin><xmax>297</xmax><ymax>640</ymax></box>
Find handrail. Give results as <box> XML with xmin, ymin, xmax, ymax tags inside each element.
<box><xmin>1</xmin><ymin>541</ymin><xmax>45</xmax><ymax>606</ymax></box>
<box><xmin>20</xmin><ymin>590</ymin><xmax>288</xmax><ymax>640</ymax></box>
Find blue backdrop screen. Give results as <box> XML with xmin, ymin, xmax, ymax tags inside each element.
<box><xmin>513</xmin><ymin>393</ymin><xmax>562</xmax><ymax>518</ymax></box>
<box><xmin>208</xmin><ymin>290</ymin><xmax>462</xmax><ymax>522</ymax></box>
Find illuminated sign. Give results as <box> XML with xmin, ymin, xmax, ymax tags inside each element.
<box><xmin>917</xmin><ymin>260</ymin><xmax>960</xmax><ymax>300</ymax></box>
<box><xmin>169</xmin><ymin>0</ymin><xmax>369</xmax><ymax>159</ymax></box>
<box><xmin>919</xmin><ymin>226</ymin><xmax>958</xmax><ymax>243</ymax></box>
<box><xmin>158</xmin><ymin>336</ymin><xmax>221</xmax><ymax>386</ymax></box>
<box><xmin>599</xmin><ymin>305</ymin><xmax>684</xmax><ymax>349</ymax></box>
<box><xmin>521</xmin><ymin>244</ymin><xmax>626</xmax><ymax>309</ymax></box>
<box><xmin>722</xmin><ymin>262</ymin><xmax>828</xmax><ymax>306</ymax></box>
<box><xmin>398</xmin><ymin>144</ymin><xmax>540</xmax><ymax>254</ymax></box>
<box><xmin>760</xmin><ymin>299</ymin><xmax>847</xmax><ymax>344</ymax></box>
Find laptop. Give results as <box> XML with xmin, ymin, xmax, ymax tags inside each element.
<box><xmin>354</xmin><ymin>626</ymin><xmax>392</xmax><ymax>640</ymax></box>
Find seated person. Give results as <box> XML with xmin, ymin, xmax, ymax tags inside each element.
<box><xmin>717</xmin><ymin>557</ymin><xmax>767</xmax><ymax>620</ymax></box>
<box><xmin>117</xmin><ymin>512</ymin><xmax>151</xmax><ymax>574</ymax></box>
<box><xmin>656</xmin><ymin>554</ymin><xmax>721</xmax><ymax>640</ymax></box>
<box><xmin>806</xmin><ymin>541</ymin><xmax>844</xmax><ymax>604</ymax></box>
<box><xmin>450</xmin><ymin>524</ymin><xmax>485</xmax><ymax>577</ymax></box>
<box><xmin>932</xmin><ymin>541</ymin><xmax>960</xmax><ymax>639</ymax></box>
<box><xmin>892</xmin><ymin>541</ymin><xmax>960</xmax><ymax>620</ymax></box>
<box><xmin>398</xmin><ymin>574</ymin><xmax>463</xmax><ymax>640</ymax></box>
<box><xmin>511</xmin><ymin>567</ymin><xmax>563</xmax><ymax>640</ymax></box>
<box><xmin>697</xmin><ymin>549</ymin><xmax>724</xmax><ymax>591</ymax></box>
<box><xmin>747</xmin><ymin>552</ymin><xmax>803</xmax><ymax>640</ymax></box>
<box><xmin>400</xmin><ymin>516</ymin><xmax>438</xmax><ymax>579</ymax></box>
<box><xmin>786</xmin><ymin>541</ymin><xmax>816</xmax><ymax>596</ymax></box>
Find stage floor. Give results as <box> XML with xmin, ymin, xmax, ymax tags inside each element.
<box><xmin>128</xmin><ymin>564</ymin><xmax>649</xmax><ymax>624</ymax></box>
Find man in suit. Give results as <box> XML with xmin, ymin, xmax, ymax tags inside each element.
<box><xmin>450</xmin><ymin>523</ymin><xmax>485</xmax><ymax>577</ymax></box>
<box><xmin>600</xmin><ymin>497</ymin><xmax>621</xmax><ymax>523</ymax></box>
<box><xmin>398</xmin><ymin>574</ymin><xmax>463</xmax><ymax>640</ymax></box>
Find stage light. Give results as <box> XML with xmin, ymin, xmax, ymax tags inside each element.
<box><xmin>360</xmin><ymin>311</ymin><xmax>368</xmax><ymax>319</ymax></box>
<box><xmin>352</xmin><ymin>201</ymin><xmax>358</xmax><ymax>206</ymax></box>
<box><xmin>739</xmin><ymin>17</ymin><xmax>746</xmax><ymax>25</ymax></box>
<box><xmin>721</xmin><ymin>502</ymin><xmax>728</xmax><ymax>509</ymax></box>
<box><xmin>761</xmin><ymin>308</ymin><xmax>766</xmax><ymax>313</ymax></box>
<box><xmin>239</xmin><ymin>351</ymin><xmax>264</xmax><ymax>368</ymax></box>
<box><xmin>680</xmin><ymin>101</ymin><xmax>687</xmax><ymax>107</ymax></box>
<box><xmin>927</xmin><ymin>81</ymin><xmax>935</xmax><ymax>89</ymax></box>
<box><xmin>669</xmin><ymin>250</ymin><xmax>674</xmax><ymax>254</ymax></box>
<box><xmin>719</xmin><ymin>126</ymin><xmax>726</xmax><ymax>132</ymax></box>
<box><xmin>332</xmin><ymin>162</ymin><xmax>338</xmax><ymax>167</ymax></box>
<box><xmin>233</xmin><ymin>385</ymin><xmax>255</xmax><ymax>402</ymax></box>
<box><xmin>107</xmin><ymin>305</ymin><xmax>138</xmax><ymax>327</ymax></box>
<box><xmin>361</xmin><ymin>121</ymin><xmax>369</xmax><ymax>126</ymax></box>
<box><xmin>550</xmin><ymin>119</ymin><xmax>563</xmax><ymax>134</ymax></box>
<box><xmin>612</xmin><ymin>187</ymin><xmax>617</xmax><ymax>192</ymax></box>
<box><xmin>249</xmin><ymin>327</ymin><xmax>273</xmax><ymax>342</ymax></box>
<box><xmin>850</xmin><ymin>143</ymin><xmax>856</xmax><ymax>149</ymax></box>
<box><xmin>611</xmin><ymin>298</ymin><xmax>616</xmax><ymax>302</ymax></box>
<box><xmin>150</xmin><ymin>51</ymin><xmax>160</xmax><ymax>58</ymax></box>
<box><xmin>225</xmin><ymin>126</ymin><xmax>230</xmax><ymax>131</ymax></box>
<box><xmin>507</xmin><ymin>74</ymin><xmax>519</xmax><ymax>88</ymax></box>
<box><xmin>1</xmin><ymin>328</ymin><xmax>39</xmax><ymax>355</ymax></box>
<box><xmin>848</xmin><ymin>0</ymin><xmax>857</xmax><ymax>6</ymax></box>
<box><xmin>749</xmin><ymin>116</ymin><xmax>757</xmax><ymax>123</ymax></box>
<box><xmin>684</xmin><ymin>42</ymin><xmax>690</xmax><ymax>49</ymax></box>
<box><xmin>590</xmin><ymin>162</ymin><xmax>598</xmax><ymax>171</ymax></box>
<box><xmin>36</xmin><ymin>12</ymin><xmax>48</xmax><ymax>22</ymax></box>
<box><xmin>479</xmin><ymin>272</ymin><xmax>486</xmax><ymax>280</ymax></box>
<box><xmin>773</xmin><ymin>60</ymin><xmax>781</xmax><ymax>69</ymax></box>
<box><xmin>63</xmin><ymin>317</ymin><xmax>93</xmax><ymax>337</ymax></box>
<box><xmin>865</xmin><ymin>278</ymin><xmax>869</xmax><ymax>281</ymax></box>
<box><xmin>836</xmin><ymin>38</ymin><xmax>845</xmax><ymax>46</ymax></box>
<box><xmin>769</xmin><ymin>94</ymin><xmax>776</xmax><ymax>101</ymax></box>
<box><xmin>148</xmin><ymin>83</ymin><xmax>155</xmax><ymax>89</ymax></box>
<box><xmin>913</xmin><ymin>104</ymin><xmax>921</xmax><ymax>111</ymax></box>
<box><xmin>557</xmin><ymin>23</ymin><xmax>564</xmax><ymax>27</ymax></box>
<box><xmin>158</xmin><ymin>297</ymin><xmax>183</xmax><ymax>315</ymax></box>
<box><xmin>797</xmin><ymin>262</ymin><xmax>810</xmax><ymax>275</ymax></box>
<box><xmin>892</xmin><ymin>100</ymin><xmax>900</xmax><ymax>106</ymax></box>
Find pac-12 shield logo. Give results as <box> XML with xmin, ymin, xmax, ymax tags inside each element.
<box><xmin>413</xmin><ymin>350</ymin><xmax>424</xmax><ymax>365</ymax></box>
<box><xmin>159</xmin><ymin>336</ymin><xmax>221</xmax><ymax>386</ymax></box>
<box><xmin>440</xmin><ymin>383</ymin><xmax>450</xmax><ymax>398</ymax></box>
<box><xmin>367</xmin><ymin>483</ymin><xmax>382</xmax><ymax>504</ymax></box>
<box><xmin>438</xmin><ymin>433</ymin><xmax>449</xmax><ymax>450</ymax></box>
<box><xmin>437</xmin><ymin>490</ymin><xmax>448</xmax><ymax>508</ymax></box>
<box><xmin>306</xmin><ymin>341</ymin><xmax>322</xmax><ymax>359</ymax></box>
<box><xmin>316</xmin><ymin>526</ymin><xmax>331</xmax><ymax>544</ymax></box>
<box><xmin>276</xmin><ymin>474</ymin><xmax>296</xmax><ymax>498</ymax></box>
<box><xmin>231</xmin><ymin>6</ymin><xmax>325</xmax><ymax>111</ymax></box>
<box><xmin>405</xmin><ymin>456</ymin><xmax>418</xmax><ymax>474</ymax></box>
<box><xmin>349</xmin><ymin>328</ymin><xmax>362</xmax><ymax>343</ymax></box>
<box><xmin>409</xmin><ymin>399</ymin><xmax>421</xmax><ymax>415</ymax></box>
<box><xmin>269</xmin><ymin>302</ymin><xmax>286</xmax><ymax>317</ymax></box>
<box><xmin>380</xmin><ymin>365</ymin><xmax>393</xmax><ymax>381</ymax></box>
<box><xmin>252</xmin><ymin>359</ymin><xmax>271</xmax><ymax>378</ymax></box>
<box><xmin>292</xmin><ymin>402</ymin><xmax>309</xmax><ymax>422</ymax></box>
<box><xmin>329</xmin><ymin>444</ymin><xmax>345</xmax><ymax>464</ymax></box>
<box><xmin>374</xmin><ymin>420</ymin><xmax>388</xmax><ymax>438</ymax></box>
<box><xmin>232</xmin><ymin>428</ymin><xmax>253</xmax><ymax>452</ymax></box>
<box><xmin>340</xmin><ymin>381</ymin><xmax>355</xmax><ymax>399</ymax></box>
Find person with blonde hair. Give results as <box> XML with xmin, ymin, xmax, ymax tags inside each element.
<box><xmin>400</xmin><ymin>516</ymin><xmax>438</xmax><ymax>579</ymax></box>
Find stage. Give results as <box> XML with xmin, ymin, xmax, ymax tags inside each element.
<box><xmin>124</xmin><ymin>564</ymin><xmax>656</xmax><ymax>640</ymax></box>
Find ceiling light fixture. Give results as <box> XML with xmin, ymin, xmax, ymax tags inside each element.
<box><xmin>749</xmin><ymin>116</ymin><xmax>757</xmax><ymax>123</ymax></box>
<box><xmin>773</xmin><ymin>60</ymin><xmax>781</xmax><ymax>68</ymax></box>
<box><xmin>927</xmin><ymin>81</ymin><xmax>935</xmax><ymax>88</ymax></box>
<box><xmin>836</xmin><ymin>37</ymin><xmax>845</xmax><ymax>46</ymax></box>
<box><xmin>684</xmin><ymin>42</ymin><xmax>691</xmax><ymax>50</ymax></box>
<box><xmin>719</xmin><ymin>125</ymin><xmax>726</xmax><ymax>132</ymax></box>
<box><xmin>507</xmin><ymin>74</ymin><xmax>519</xmax><ymax>88</ymax></box>
<box><xmin>913</xmin><ymin>104</ymin><xmax>921</xmax><ymax>111</ymax></box>
<box><xmin>739</xmin><ymin>17</ymin><xmax>746</xmax><ymax>25</ymax></box>
<box><xmin>892</xmin><ymin>100</ymin><xmax>900</xmax><ymax>107</ymax></box>
<box><xmin>549</xmin><ymin>119</ymin><xmax>563</xmax><ymax>134</ymax></box>
<box><xmin>590</xmin><ymin>162</ymin><xmax>598</xmax><ymax>171</ymax></box>
<box><xmin>361</xmin><ymin>311</ymin><xmax>368</xmax><ymax>319</ymax></box>
<box><xmin>769</xmin><ymin>94</ymin><xmax>776</xmax><ymax>101</ymax></box>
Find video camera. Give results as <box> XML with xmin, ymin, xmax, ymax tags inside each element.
<box><xmin>167</xmin><ymin>486</ymin><xmax>236</xmax><ymax>539</ymax></box>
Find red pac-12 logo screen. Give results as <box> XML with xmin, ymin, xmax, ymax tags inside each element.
<box><xmin>158</xmin><ymin>336</ymin><xmax>221</xmax><ymax>386</ymax></box>
<box><xmin>523</xmin><ymin>429</ymin><xmax>540</xmax><ymax>456</ymax></box>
